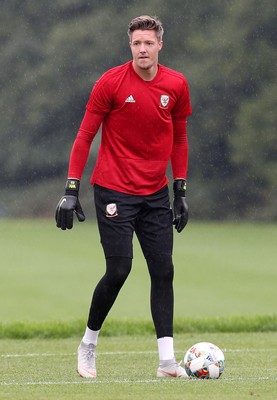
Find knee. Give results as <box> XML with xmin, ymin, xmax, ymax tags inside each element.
<box><xmin>146</xmin><ymin>254</ymin><xmax>174</xmax><ymax>281</ymax></box>
<box><xmin>105</xmin><ymin>256</ymin><xmax>132</xmax><ymax>285</ymax></box>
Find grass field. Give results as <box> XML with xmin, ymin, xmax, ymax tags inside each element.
<box><xmin>0</xmin><ymin>220</ymin><xmax>276</xmax><ymax>321</ymax></box>
<box><xmin>0</xmin><ymin>220</ymin><xmax>276</xmax><ymax>399</ymax></box>
<box><xmin>1</xmin><ymin>333</ymin><xmax>277</xmax><ymax>399</ymax></box>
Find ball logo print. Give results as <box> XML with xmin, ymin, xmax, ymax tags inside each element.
<box><xmin>105</xmin><ymin>203</ymin><xmax>118</xmax><ymax>217</ymax></box>
<box><xmin>184</xmin><ymin>342</ymin><xmax>225</xmax><ymax>379</ymax></box>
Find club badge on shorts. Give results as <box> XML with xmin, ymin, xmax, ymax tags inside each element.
<box><xmin>106</xmin><ymin>203</ymin><xmax>118</xmax><ymax>218</ymax></box>
<box><xmin>160</xmin><ymin>94</ymin><xmax>170</xmax><ymax>108</ymax></box>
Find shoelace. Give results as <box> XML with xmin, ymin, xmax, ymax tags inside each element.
<box><xmin>85</xmin><ymin>345</ymin><xmax>97</xmax><ymax>360</ymax></box>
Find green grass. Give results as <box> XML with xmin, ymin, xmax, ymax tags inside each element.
<box><xmin>0</xmin><ymin>315</ymin><xmax>276</xmax><ymax>339</ymax></box>
<box><xmin>0</xmin><ymin>220</ymin><xmax>276</xmax><ymax>322</ymax></box>
<box><xmin>1</xmin><ymin>333</ymin><xmax>277</xmax><ymax>400</ymax></box>
<box><xmin>1</xmin><ymin>220</ymin><xmax>277</xmax><ymax>399</ymax></box>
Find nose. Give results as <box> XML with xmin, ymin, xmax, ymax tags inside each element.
<box><xmin>139</xmin><ymin>43</ymin><xmax>146</xmax><ymax>53</ymax></box>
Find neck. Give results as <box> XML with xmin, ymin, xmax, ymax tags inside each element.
<box><xmin>132</xmin><ymin>62</ymin><xmax>158</xmax><ymax>81</ymax></box>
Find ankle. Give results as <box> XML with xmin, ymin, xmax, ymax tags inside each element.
<box><xmin>159</xmin><ymin>357</ymin><xmax>176</xmax><ymax>368</ymax></box>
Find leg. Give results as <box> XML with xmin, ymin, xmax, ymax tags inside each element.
<box><xmin>146</xmin><ymin>253</ymin><xmax>187</xmax><ymax>377</ymax></box>
<box><xmin>146</xmin><ymin>253</ymin><xmax>174</xmax><ymax>339</ymax></box>
<box><xmin>78</xmin><ymin>257</ymin><xmax>132</xmax><ymax>378</ymax></box>
<box><xmin>136</xmin><ymin>186</ymin><xmax>189</xmax><ymax>378</ymax></box>
<box><xmin>88</xmin><ymin>185</ymin><xmax>137</xmax><ymax>330</ymax></box>
<box><xmin>135</xmin><ymin>186</ymin><xmax>174</xmax><ymax>340</ymax></box>
<box><xmin>78</xmin><ymin>185</ymin><xmax>138</xmax><ymax>378</ymax></box>
<box><xmin>87</xmin><ymin>256</ymin><xmax>132</xmax><ymax>331</ymax></box>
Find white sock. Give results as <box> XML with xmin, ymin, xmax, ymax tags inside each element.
<box><xmin>157</xmin><ymin>337</ymin><xmax>175</xmax><ymax>361</ymax></box>
<box><xmin>82</xmin><ymin>326</ymin><xmax>100</xmax><ymax>346</ymax></box>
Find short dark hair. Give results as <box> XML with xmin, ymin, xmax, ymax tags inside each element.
<box><xmin>128</xmin><ymin>15</ymin><xmax>164</xmax><ymax>41</ymax></box>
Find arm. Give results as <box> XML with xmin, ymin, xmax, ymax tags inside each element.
<box><xmin>55</xmin><ymin>110</ymin><xmax>103</xmax><ymax>230</ymax></box>
<box><xmin>171</xmin><ymin>118</ymin><xmax>189</xmax><ymax>233</ymax></box>
<box><xmin>68</xmin><ymin>110</ymin><xmax>103</xmax><ymax>179</ymax></box>
<box><xmin>171</xmin><ymin>119</ymin><xmax>188</xmax><ymax>180</ymax></box>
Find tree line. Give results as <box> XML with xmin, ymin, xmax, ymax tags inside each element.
<box><xmin>0</xmin><ymin>0</ymin><xmax>276</xmax><ymax>220</ymax></box>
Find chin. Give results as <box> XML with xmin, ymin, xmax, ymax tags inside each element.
<box><xmin>138</xmin><ymin>62</ymin><xmax>153</xmax><ymax>70</ymax></box>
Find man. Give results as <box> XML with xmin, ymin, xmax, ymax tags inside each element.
<box><xmin>56</xmin><ymin>15</ymin><xmax>192</xmax><ymax>379</ymax></box>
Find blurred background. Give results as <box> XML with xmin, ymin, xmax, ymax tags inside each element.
<box><xmin>0</xmin><ymin>0</ymin><xmax>276</xmax><ymax>221</ymax></box>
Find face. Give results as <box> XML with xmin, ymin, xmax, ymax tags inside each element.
<box><xmin>130</xmin><ymin>30</ymin><xmax>163</xmax><ymax>73</ymax></box>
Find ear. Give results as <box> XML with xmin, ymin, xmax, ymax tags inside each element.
<box><xmin>158</xmin><ymin>40</ymin><xmax>163</xmax><ymax>51</ymax></box>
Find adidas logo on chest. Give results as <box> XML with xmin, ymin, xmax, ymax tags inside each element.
<box><xmin>125</xmin><ymin>95</ymin><xmax>136</xmax><ymax>103</ymax></box>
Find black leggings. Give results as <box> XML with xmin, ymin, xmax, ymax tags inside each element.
<box><xmin>87</xmin><ymin>254</ymin><xmax>174</xmax><ymax>338</ymax></box>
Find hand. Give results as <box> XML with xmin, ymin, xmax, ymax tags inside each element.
<box><xmin>173</xmin><ymin>196</ymin><xmax>188</xmax><ymax>232</ymax></box>
<box><xmin>55</xmin><ymin>179</ymin><xmax>85</xmax><ymax>230</ymax></box>
<box><xmin>55</xmin><ymin>195</ymin><xmax>85</xmax><ymax>230</ymax></box>
<box><xmin>173</xmin><ymin>179</ymin><xmax>188</xmax><ymax>233</ymax></box>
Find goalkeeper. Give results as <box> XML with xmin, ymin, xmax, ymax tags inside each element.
<box><xmin>56</xmin><ymin>15</ymin><xmax>192</xmax><ymax>379</ymax></box>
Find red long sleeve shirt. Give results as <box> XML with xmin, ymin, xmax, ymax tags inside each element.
<box><xmin>68</xmin><ymin>61</ymin><xmax>192</xmax><ymax>195</ymax></box>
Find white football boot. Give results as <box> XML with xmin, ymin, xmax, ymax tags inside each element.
<box><xmin>77</xmin><ymin>341</ymin><xmax>97</xmax><ymax>378</ymax></box>
<box><xmin>157</xmin><ymin>359</ymin><xmax>189</xmax><ymax>378</ymax></box>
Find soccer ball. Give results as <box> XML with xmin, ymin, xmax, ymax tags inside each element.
<box><xmin>184</xmin><ymin>342</ymin><xmax>225</xmax><ymax>379</ymax></box>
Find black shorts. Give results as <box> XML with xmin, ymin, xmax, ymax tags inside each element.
<box><xmin>94</xmin><ymin>184</ymin><xmax>173</xmax><ymax>259</ymax></box>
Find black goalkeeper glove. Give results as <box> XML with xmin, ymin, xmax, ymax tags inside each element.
<box><xmin>173</xmin><ymin>179</ymin><xmax>188</xmax><ymax>233</ymax></box>
<box><xmin>55</xmin><ymin>179</ymin><xmax>85</xmax><ymax>230</ymax></box>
